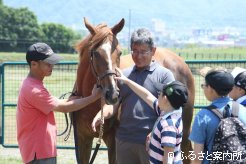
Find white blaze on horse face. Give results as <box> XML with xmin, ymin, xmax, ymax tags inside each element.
<box><xmin>101</xmin><ymin>41</ymin><xmax>112</xmax><ymax>70</ymax></box>
<box><xmin>100</xmin><ymin>41</ymin><xmax>118</xmax><ymax>90</ymax></box>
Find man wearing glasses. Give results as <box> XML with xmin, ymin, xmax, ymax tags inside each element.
<box><xmin>93</xmin><ymin>28</ymin><xmax>175</xmax><ymax>164</ymax></box>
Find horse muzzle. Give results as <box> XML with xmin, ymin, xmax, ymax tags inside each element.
<box><xmin>104</xmin><ymin>88</ymin><xmax>119</xmax><ymax>105</ymax></box>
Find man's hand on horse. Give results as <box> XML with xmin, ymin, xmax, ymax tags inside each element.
<box><xmin>91</xmin><ymin>112</ymin><xmax>104</xmax><ymax>132</ymax></box>
<box><xmin>114</xmin><ymin>67</ymin><xmax>128</xmax><ymax>84</ymax></box>
<box><xmin>91</xmin><ymin>84</ymin><xmax>102</xmax><ymax>99</ymax></box>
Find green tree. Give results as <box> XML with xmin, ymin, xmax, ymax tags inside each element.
<box><xmin>41</xmin><ymin>23</ymin><xmax>81</xmax><ymax>53</ymax></box>
<box><xmin>0</xmin><ymin>6</ymin><xmax>17</xmax><ymax>49</ymax></box>
<box><xmin>0</xmin><ymin>6</ymin><xmax>44</xmax><ymax>51</ymax></box>
<box><xmin>0</xmin><ymin>5</ymin><xmax>81</xmax><ymax>52</ymax></box>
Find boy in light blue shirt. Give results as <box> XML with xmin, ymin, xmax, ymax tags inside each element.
<box><xmin>189</xmin><ymin>69</ymin><xmax>246</xmax><ymax>164</ymax></box>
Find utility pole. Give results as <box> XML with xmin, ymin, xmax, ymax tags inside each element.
<box><xmin>128</xmin><ymin>9</ymin><xmax>131</xmax><ymax>53</ymax></box>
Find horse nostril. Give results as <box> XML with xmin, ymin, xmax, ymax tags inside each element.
<box><xmin>105</xmin><ymin>90</ymin><xmax>119</xmax><ymax>105</ymax></box>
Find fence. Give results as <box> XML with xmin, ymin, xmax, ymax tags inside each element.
<box><xmin>0</xmin><ymin>62</ymin><xmax>78</xmax><ymax>149</ymax></box>
<box><xmin>0</xmin><ymin>60</ymin><xmax>246</xmax><ymax>149</ymax></box>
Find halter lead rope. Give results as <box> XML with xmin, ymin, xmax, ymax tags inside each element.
<box><xmin>98</xmin><ymin>102</ymin><xmax>104</xmax><ymax>144</ymax></box>
<box><xmin>89</xmin><ymin>99</ymin><xmax>104</xmax><ymax>164</ymax></box>
<box><xmin>57</xmin><ymin>92</ymin><xmax>73</xmax><ymax>141</ymax></box>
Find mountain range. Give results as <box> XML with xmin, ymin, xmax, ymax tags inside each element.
<box><xmin>3</xmin><ymin>0</ymin><xmax>246</xmax><ymax>36</ymax></box>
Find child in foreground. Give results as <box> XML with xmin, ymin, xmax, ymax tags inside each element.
<box><xmin>114</xmin><ymin>68</ymin><xmax>188</xmax><ymax>164</ymax></box>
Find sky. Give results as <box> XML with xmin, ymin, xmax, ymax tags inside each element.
<box><xmin>3</xmin><ymin>0</ymin><xmax>246</xmax><ymax>40</ymax></box>
<box><xmin>3</xmin><ymin>0</ymin><xmax>246</xmax><ymax>29</ymax></box>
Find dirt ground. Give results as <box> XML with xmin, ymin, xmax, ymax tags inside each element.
<box><xmin>0</xmin><ymin>145</ymin><xmax>108</xmax><ymax>164</ymax></box>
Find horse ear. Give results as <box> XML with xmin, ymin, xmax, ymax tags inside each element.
<box><xmin>84</xmin><ymin>17</ymin><xmax>96</xmax><ymax>35</ymax></box>
<box><xmin>111</xmin><ymin>18</ymin><xmax>125</xmax><ymax>35</ymax></box>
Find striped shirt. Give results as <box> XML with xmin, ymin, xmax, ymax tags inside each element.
<box><xmin>149</xmin><ymin>99</ymin><xmax>183</xmax><ymax>164</ymax></box>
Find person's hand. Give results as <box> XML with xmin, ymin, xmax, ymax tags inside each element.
<box><xmin>146</xmin><ymin>133</ymin><xmax>151</xmax><ymax>152</ymax></box>
<box><xmin>91</xmin><ymin>113</ymin><xmax>104</xmax><ymax>132</ymax></box>
<box><xmin>68</xmin><ymin>93</ymin><xmax>80</xmax><ymax>101</ymax></box>
<box><xmin>114</xmin><ymin>67</ymin><xmax>128</xmax><ymax>83</ymax></box>
<box><xmin>91</xmin><ymin>84</ymin><xmax>102</xmax><ymax>99</ymax></box>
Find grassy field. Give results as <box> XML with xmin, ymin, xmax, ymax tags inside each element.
<box><xmin>0</xmin><ymin>47</ymin><xmax>246</xmax><ymax>163</ymax></box>
<box><xmin>0</xmin><ymin>52</ymin><xmax>79</xmax><ymax>63</ymax></box>
<box><xmin>173</xmin><ymin>46</ymin><xmax>246</xmax><ymax>55</ymax></box>
<box><xmin>1</xmin><ymin>47</ymin><xmax>246</xmax><ymax>62</ymax></box>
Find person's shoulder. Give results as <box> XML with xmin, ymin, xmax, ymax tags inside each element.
<box><xmin>238</xmin><ymin>103</ymin><xmax>246</xmax><ymax>111</ymax></box>
<box><xmin>152</xmin><ymin>62</ymin><xmax>171</xmax><ymax>73</ymax></box>
<box><xmin>153</xmin><ymin>65</ymin><xmax>174</xmax><ymax>80</ymax></box>
<box><xmin>20</xmin><ymin>77</ymin><xmax>34</xmax><ymax>90</ymax></box>
<box><xmin>196</xmin><ymin>108</ymin><xmax>214</xmax><ymax>118</ymax></box>
<box><xmin>241</xmin><ymin>100</ymin><xmax>246</xmax><ymax>107</ymax></box>
<box><xmin>122</xmin><ymin>66</ymin><xmax>135</xmax><ymax>75</ymax></box>
<box><xmin>151</xmin><ymin>62</ymin><xmax>172</xmax><ymax>74</ymax></box>
<box><xmin>229</xmin><ymin>100</ymin><xmax>245</xmax><ymax>111</ymax></box>
<box><xmin>238</xmin><ymin>96</ymin><xmax>246</xmax><ymax>107</ymax></box>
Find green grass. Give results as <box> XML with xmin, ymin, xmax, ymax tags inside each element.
<box><xmin>0</xmin><ymin>157</ymin><xmax>22</xmax><ymax>164</ymax></box>
<box><xmin>172</xmin><ymin>47</ymin><xmax>246</xmax><ymax>60</ymax></box>
<box><xmin>0</xmin><ymin>52</ymin><xmax>79</xmax><ymax>63</ymax></box>
<box><xmin>173</xmin><ymin>47</ymin><xmax>246</xmax><ymax>54</ymax></box>
<box><xmin>1</xmin><ymin>47</ymin><xmax>246</xmax><ymax>63</ymax></box>
<box><xmin>0</xmin><ymin>47</ymin><xmax>246</xmax><ymax>161</ymax></box>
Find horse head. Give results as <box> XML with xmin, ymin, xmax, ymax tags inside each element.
<box><xmin>83</xmin><ymin>18</ymin><xmax>124</xmax><ymax>104</ymax></box>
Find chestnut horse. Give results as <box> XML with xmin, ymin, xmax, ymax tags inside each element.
<box><xmin>72</xmin><ymin>18</ymin><xmax>194</xmax><ymax>164</ymax></box>
<box><xmin>120</xmin><ymin>48</ymin><xmax>195</xmax><ymax>164</ymax></box>
<box><xmin>72</xmin><ymin>18</ymin><xmax>124</xmax><ymax>164</ymax></box>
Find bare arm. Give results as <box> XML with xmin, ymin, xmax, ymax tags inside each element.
<box><xmin>114</xmin><ymin>67</ymin><xmax>156</xmax><ymax>110</ymax></box>
<box><xmin>191</xmin><ymin>142</ymin><xmax>204</xmax><ymax>164</ymax></box>
<box><xmin>91</xmin><ymin>102</ymin><xmax>120</xmax><ymax>132</ymax></box>
<box><xmin>163</xmin><ymin>146</ymin><xmax>175</xmax><ymax>164</ymax></box>
<box><xmin>52</xmin><ymin>85</ymin><xmax>102</xmax><ymax>113</ymax></box>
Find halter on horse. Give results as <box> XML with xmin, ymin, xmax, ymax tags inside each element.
<box><xmin>83</xmin><ymin>19</ymin><xmax>123</xmax><ymax>104</ymax></box>
<box><xmin>71</xmin><ymin>18</ymin><xmax>124</xmax><ymax>164</ymax></box>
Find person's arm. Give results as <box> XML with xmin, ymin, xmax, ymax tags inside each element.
<box><xmin>163</xmin><ymin>146</ymin><xmax>175</xmax><ymax>164</ymax></box>
<box><xmin>114</xmin><ymin>67</ymin><xmax>156</xmax><ymax>109</ymax></box>
<box><xmin>52</xmin><ymin>84</ymin><xmax>102</xmax><ymax>113</ymax></box>
<box><xmin>191</xmin><ymin>142</ymin><xmax>204</xmax><ymax>164</ymax></box>
<box><xmin>91</xmin><ymin>102</ymin><xmax>120</xmax><ymax>132</ymax></box>
<box><xmin>146</xmin><ymin>133</ymin><xmax>151</xmax><ymax>152</ymax></box>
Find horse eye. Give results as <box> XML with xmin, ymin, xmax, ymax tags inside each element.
<box><xmin>93</xmin><ymin>51</ymin><xmax>100</xmax><ymax>58</ymax></box>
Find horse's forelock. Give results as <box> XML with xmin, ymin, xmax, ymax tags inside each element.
<box><xmin>96</xmin><ymin>23</ymin><xmax>107</xmax><ymax>29</ymax></box>
<box><xmin>89</xmin><ymin>27</ymin><xmax>113</xmax><ymax>51</ymax></box>
<box><xmin>75</xmin><ymin>23</ymin><xmax>118</xmax><ymax>74</ymax></box>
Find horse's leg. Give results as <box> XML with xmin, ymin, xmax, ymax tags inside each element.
<box><xmin>77</xmin><ymin>134</ymin><xmax>93</xmax><ymax>164</ymax></box>
<box><xmin>103</xmin><ymin>128</ymin><xmax>117</xmax><ymax>164</ymax></box>
<box><xmin>181</xmin><ymin>103</ymin><xmax>193</xmax><ymax>164</ymax></box>
<box><xmin>73</xmin><ymin>119</ymin><xmax>93</xmax><ymax>164</ymax></box>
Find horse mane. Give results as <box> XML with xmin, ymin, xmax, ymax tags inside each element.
<box><xmin>74</xmin><ymin>23</ymin><xmax>114</xmax><ymax>96</ymax></box>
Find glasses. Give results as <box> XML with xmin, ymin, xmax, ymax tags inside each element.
<box><xmin>201</xmin><ymin>84</ymin><xmax>208</xmax><ymax>89</ymax></box>
<box><xmin>130</xmin><ymin>50</ymin><xmax>151</xmax><ymax>56</ymax></box>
